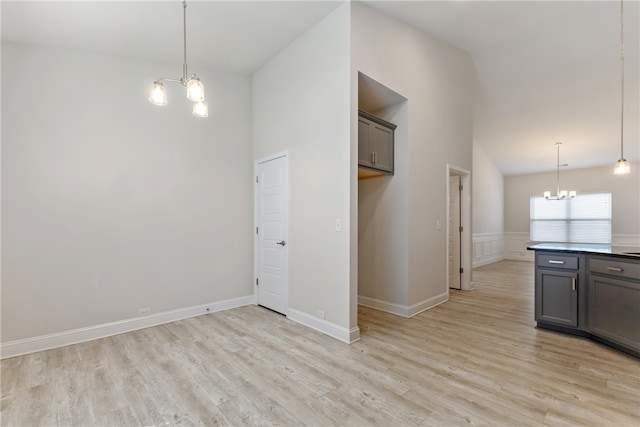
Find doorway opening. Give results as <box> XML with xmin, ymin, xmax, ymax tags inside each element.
<box><xmin>447</xmin><ymin>165</ymin><xmax>472</xmax><ymax>291</ymax></box>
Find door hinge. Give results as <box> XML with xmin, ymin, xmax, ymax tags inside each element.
<box><xmin>459</xmin><ymin>226</ymin><xmax>463</xmax><ymax>232</ymax></box>
<box><xmin>459</xmin><ymin>268</ymin><xmax>464</xmax><ymax>274</ymax></box>
<box><xmin>256</xmin><ymin>278</ymin><xmax>259</xmax><ymax>286</ymax></box>
<box><xmin>459</xmin><ymin>183</ymin><xmax>463</xmax><ymax>191</ymax></box>
<box><xmin>256</xmin><ymin>176</ymin><xmax>259</xmax><ymax>183</ymax></box>
<box><xmin>256</xmin><ymin>227</ymin><xmax>259</xmax><ymax>234</ymax></box>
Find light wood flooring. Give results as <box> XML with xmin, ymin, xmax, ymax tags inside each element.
<box><xmin>1</xmin><ymin>260</ymin><xmax>639</xmax><ymax>426</ymax></box>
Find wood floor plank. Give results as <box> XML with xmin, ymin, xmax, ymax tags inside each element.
<box><xmin>1</xmin><ymin>260</ymin><xmax>639</xmax><ymax>426</ymax></box>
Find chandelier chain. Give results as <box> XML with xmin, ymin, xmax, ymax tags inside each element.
<box><xmin>183</xmin><ymin>0</ymin><xmax>188</xmax><ymax>82</ymax></box>
<box><xmin>620</xmin><ymin>0</ymin><xmax>625</xmax><ymax>159</ymax></box>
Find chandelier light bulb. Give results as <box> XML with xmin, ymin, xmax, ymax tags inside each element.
<box><xmin>193</xmin><ymin>99</ymin><xmax>208</xmax><ymax>118</ymax></box>
<box><xmin>186</xmin><ymin>77</ymin><xmax>205</xmax><ymax>101</ymax></box>
<box><xmin>149</xmin><ymin>81</ymin><xmax>167</xmax><ymax>106</ymax></box>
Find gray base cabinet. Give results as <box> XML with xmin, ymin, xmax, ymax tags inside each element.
<box><xmin>535</xmin><ymin>253</ymin><xmax>584</xmax><ymax>329</ymax></box>
<box><xmin>536</xmin><ymin>269</ymin><xmax>578</xmax><ymax>327</ymax></box>
<box><xmin>532</xmin><ymin>248</ymin><xmax>639</xmax><ymax>358</ymax></box>
<box><xmin>588</xmin><ymin>257</ymin><xmax>640</xmax><ymax>353</ymax></box>
<box><xmin>358</xmin><ymin>110</ymin><xmax>396</xmax><ymax>175</ymax></box>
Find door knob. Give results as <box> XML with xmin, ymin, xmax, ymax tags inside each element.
<box><xmin>276</xmin><ymin>240</ymin><xmax>286</xmax><ymax>246</ymax></box>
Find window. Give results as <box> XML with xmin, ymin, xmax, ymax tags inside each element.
<box><xmin>530</xmin><ymin>193</ymin><xmax>611</xmax><ymax>243</ymax></box>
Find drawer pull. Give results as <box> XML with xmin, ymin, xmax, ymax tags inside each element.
<box><xmin>548</xmin><ymin>260</ymin><xmax>565</xmax><ymax>265</ymax></box>
<box><xmin>572</xmin><ymin>278</ymin><xmax>576</xmax><ymax>291</ymax></box>
<box><xmin>607</xmin><ymin>266</ymin><xmax>624</xmax><ymax>272</ymax></box>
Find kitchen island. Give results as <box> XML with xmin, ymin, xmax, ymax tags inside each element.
<box><xmin>528</xmin><ymin>243</ymin><xmax>640</xmax><ymax>358</ymax></box>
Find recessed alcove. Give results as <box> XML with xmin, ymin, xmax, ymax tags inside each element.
<box><xmin>357</xmin><ymin>71</ymin><xmax>411</xmax><ymax>314</ymax></box>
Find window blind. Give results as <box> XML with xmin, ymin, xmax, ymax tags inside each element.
<box><xmin>530</xmin><ymin>193</ymin><xmax>612</xmax><ymax>243</ymax></box>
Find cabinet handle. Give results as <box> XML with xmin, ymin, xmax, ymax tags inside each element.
<box><xmin>370</xmin><ymin>152</ymin><xmax>375</xmax><ymax>163</ymax></box>
<box><xmin>572</xmin><ymin>278</ymin><xmax>576</xmax><ymax>291</ymax></box>
<box><xmin>548</xmin><ymin>260</ymin><xmax>565</xmax><ymax>265</ymax></box>
<box><xmin>373</xmin><ymin>152</ymin><xmax>377</xmax><ymax>163</ymax></box>
<box><xmin>607</xmin><ymin>266</ymin><xmax>623</xmax><ymax>272</ymax></box>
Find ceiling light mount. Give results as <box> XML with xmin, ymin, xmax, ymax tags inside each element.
<box><xmin>614</xmin><ymin>0</ymin><xmax>629</xmax><ymax>174</ymax></box>
<box><xmin>148</xmin><ymin>0</ymin><xmax>208</xmax><ymax>118</ymax></box>
<box><xmin>544</xmin><ymin>142</ymin><xmax>576</xmax><ymax>201</ymax></box>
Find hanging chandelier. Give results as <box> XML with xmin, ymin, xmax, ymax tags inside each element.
<box><xmin>544</xmin><ymin>143</ymin><xmax>576</xmax><ymax>200</ymax></box>
<box><xmin>148</xmin><ymin>0</ymin><xmax>208</xmax><ymax>118</ymax></box>
<box><xmin>614</xmin><ymin>0</ymin><xmax>630</xmax><ymax>174</ymax></box>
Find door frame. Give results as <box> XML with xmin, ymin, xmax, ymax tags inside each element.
<box><xmin>446</xmin><ymin>164</ymin><xmax>472</xmax><ymax>291</ymax></box>
<box><xmin>448</xmin><ymin>174</ymin><xmax>462</xmax><ymax>290</ymax></box>
<box><xmin>254</xmin><ymin>151</ymin><xmax>289</xmax><ymax>313</ymax></box>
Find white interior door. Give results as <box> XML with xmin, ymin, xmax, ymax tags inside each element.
<box><xmin>448</xmin><ymin>175</ymin><xmax>461</xmax><ymax>290</ymax></box>
<box><xmin>256</xmin><ymin>155</ymin><xmax>288</xmax><ymax>315</ymax></box>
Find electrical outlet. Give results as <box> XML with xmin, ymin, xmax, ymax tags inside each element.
<box><xmin>335</xmin><ymin>219</ymin><xmax>342</xmax><ymax>232</ymax></box>
<box><xmin>436</xmin><ymin>220</ymin><xmax>442</xmax><ymax>230</ymax></box>
<box><xmin>316</xmin><ymin>309</ymin><xmax>325</xmax><ymax>320</ymax></box>
<box><xmin>138</xmin><ymin>307</ymin><xmax>151</xmax><ymax>316</ymax></box>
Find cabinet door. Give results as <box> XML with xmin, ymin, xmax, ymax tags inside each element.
<box><xmin>589</xmin><ymin>275</ymin><xmax>640</xmax><ymax>352</ymax></box>
<box><xmin>358</xmin><ymin>118</ymin><xmax>373</xmax><ymax>168</ymax></box>
<box><xmin>536</xmin><ymin>269</ymin><xmax>578</xmax><ymax>327</ymax></box>
<box><xmin>370</xmin><ymin>124</ymin><xmax>393</xmax><ymax>173</ymax></box>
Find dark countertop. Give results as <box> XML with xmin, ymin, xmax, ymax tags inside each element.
<box><xmin>527</xmin><ymin>243</ymin><xmax>640</xmax><ymax>261</ymax></box>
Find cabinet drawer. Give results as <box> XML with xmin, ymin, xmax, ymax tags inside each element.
<box><xmin>537</xmin><ymin>254</ymin><xmax>579</xmax><ymax>270</ymax></box>
<box><xmin>589</xmin><ymin>257</ymin><xmax>640</xmax><ymax>280</ymax></box>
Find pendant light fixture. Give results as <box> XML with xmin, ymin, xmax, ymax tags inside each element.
<box><xmin>148</xmin><ymin>0</ymin><xmax>208</xmax><ymax>118</ymax></box>
<box><xmin>614</xmin><ymin>0</ymin><xmax>630</xmax><ymax>174</ymax></box>
<box><xmin>544</xmin><ymin>143</ymin><xmax>576</xmax><ymax>200</ymax></box>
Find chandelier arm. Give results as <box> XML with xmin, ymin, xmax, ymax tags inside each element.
<box><xmin>155</xmin><ymin>77</ymin><xmax>182</xmax><ymax>83</ymax></box>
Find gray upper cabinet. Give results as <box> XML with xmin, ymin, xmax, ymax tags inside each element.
<box><xmin>358</xmin><ymin>110</ymin><xmax>396</xmax><ymax>175</ymax></box>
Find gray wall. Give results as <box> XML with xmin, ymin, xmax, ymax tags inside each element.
<box><xmin>505</xmin><ymin>163</ymin><xmax>640</xmax><ymax>238</ymax></box>
<box><xmin>352</xmin><ymin>3</ymin><xmax>475</xmax><ymax>311</ymax></box>
<box><xmin>472</xmin><ymin>141</ymin><xmax>504</xmax><ymax>235</ymax></box>
<box><xmin>1</xmin><ymin>42</ymin><xmax>254</xmax><ymax>342</ymax></box>
<box><xmin>252</xmin><ymin>5</ymin><xmax>353</xmax><ymax>333</ymax></box>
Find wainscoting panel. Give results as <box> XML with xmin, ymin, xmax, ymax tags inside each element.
<box><xmin>504</xmin><ymin>232</ymin><xmax>533</xmax><ymax>262</ymax></box>
<box><xmin>472</xmin><ymin>233</ymin><xmax>640</xmax><ymax>269</ymax></box>
<box><xmin>473</xmin><ymin>233</ymin><xmax>505</xmax><ymax>267</ymax></box>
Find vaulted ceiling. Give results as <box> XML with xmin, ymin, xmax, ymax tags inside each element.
<box><xmin>2</xmin><ymin>1</ymin><xmax>638</xmax><ymax>175</ymax></box>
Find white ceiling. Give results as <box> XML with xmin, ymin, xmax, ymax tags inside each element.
<box><xmin>2</xmin><ymin>0</ymin><xmax>638</xmax><ymax>175</ymax></box>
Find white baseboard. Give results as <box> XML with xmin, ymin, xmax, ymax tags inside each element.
<box><xmin>358</xmin><ymin>295</ymin><xmax>408</xmax><ymax>317</ymax></box>
<box><xmin>1</xmin><ymin>295</ymin><xmax>255</xmax><ymax>360</ymax></box>
<box><xmin>473</xmin><ymin>253</ymin><xmax>505</xmax><ymax>267</ymax></box>
<box><xmin>287</xmin><ymin>308</ymin><xmax>360</xmax><ymax>344</ymax></box>
<box><xmin>358</xmin><ymin>292</ymin><xmax>448</xmax><ymax>318</ymax></box>
<box><xmin>407</xmin><ymin>292</ymin><xmax>449</xmax><ymax>317</ymax></box>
